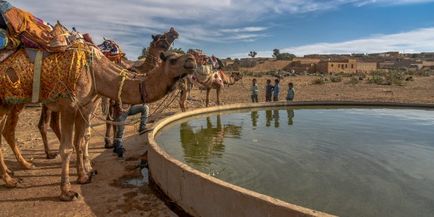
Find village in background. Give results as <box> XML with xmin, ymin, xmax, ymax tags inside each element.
<box><xmin>223</xmin><ymin>50</ymin><xmax>434</xmax><ymax>76</ymax></box>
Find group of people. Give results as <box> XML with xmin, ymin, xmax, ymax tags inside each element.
<box><xmin>250</xmin><ymin>78</ymin><xmax>295</xmax><ymax>103</ymax></box>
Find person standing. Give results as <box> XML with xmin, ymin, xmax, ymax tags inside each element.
<box><xmin>251</xmin><ymin>78</ymin><xmax>259</xmax><ymax>103</ymax></box>
<box><xmin>265</xmin><ymin>79</ymin><xmax>273</xmax><ymax>102</ymax></box>
<box><xmin>273</xmin><ymin>79</ymin><xmax>280</xmax><ymax>101</ymax></box>
<box><xmin>286</xmin><ymin>82</ymin><xmax>295</xmax><ymax>101</ymax></box>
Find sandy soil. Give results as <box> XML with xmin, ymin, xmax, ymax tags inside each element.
<box><xmin>1</xmin><ymin>75</ymin><xmax>433</xmax><ymax>217</ymax></box>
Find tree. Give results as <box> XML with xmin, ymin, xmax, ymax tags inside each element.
<box><xmin>272</xmin><ymin>48</ymin><xmax>295</xmax><ymax>60</ymax></box>
<box><xmin>276</xmin><ymin>53</ymin><xmax>296</xmax><ymax>60</ymax></box>
<box><xmin>273</xmin><ymin>49</ymin><xmax>280</xmax><ymax>58</ymax></box>
<box><xmin>248</xmin><ymin>51</ymin><xmax>257</xmax><ymax>58</ymax></box>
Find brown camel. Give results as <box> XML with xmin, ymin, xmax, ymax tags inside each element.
<box><xmin>0</xmin><ymin>44</ymin><xmax>196</xmax><ymax>201</ymax></box>
<box><xmin>103</xmin><ymin>27</ymin><xmax>179</xmax><ymax>149</ymax></box>
<box><xmin>38</xmin><ymin>27</ymin><xmax>179</xmax><ymax>159</ymax></box>
<box><xmin>178</xmin><ymin>71</ymin><xmax>243</xmax><ymax>111</ymax></box>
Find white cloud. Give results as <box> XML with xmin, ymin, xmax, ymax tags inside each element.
<box><xmin>229</xmin><ymin>27</ymin><xmax>434</xmax><ymax>58</ymax></box>
<box><xmin>9</xmin><ymin>0</ymin><xmax>434</xmax><ymax>58</ymax></box>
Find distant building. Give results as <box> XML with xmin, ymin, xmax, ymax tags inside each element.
<box><xmin>356</xmin><ymin>62</ymin><xmax>378</xmax><ymax>73</ymax></box>
<box><xmin>317</xmin><ymin>59</ymin><xmax>357</xmax><ymax>73</ymax></box>
<box><xmin>317</xmin><ymin>59</ymin><xmax>377</xmax><ymax>74</ymax></box>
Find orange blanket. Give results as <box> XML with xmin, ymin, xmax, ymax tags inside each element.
<box><xmin>0</xmin><ymin>45</ymin><xmax>89</xmax><ymax>104</ymax></box>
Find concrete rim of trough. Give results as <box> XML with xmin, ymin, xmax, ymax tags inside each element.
<box><xmin>148</xmin><ymin>101</ymin><xmax>434</xmax><ymax>217</ymax></box>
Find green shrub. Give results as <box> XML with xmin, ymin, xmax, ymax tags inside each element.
<box><xmin>368</xmin><ymin>74</ymin><xmax>386</xmax><ymax>85</ymax></box>
<box><xmin>330</xmin><ymin>75</ymin><xmax>343</xmax><ymax>82</ymax></box>
<box><xmin>347</xmin><ymin>76</ymin><xmax>359</xmax><ymax>85</ymax></box>
<box><xmin>385</xmin><ymin>71</ymin><xmax>405</xmax><ymax>86</ymax></box>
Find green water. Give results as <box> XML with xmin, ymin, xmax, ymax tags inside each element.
<box><xmin>156</xmin><ymin>107</ymin><xmax>434</xmax><ymax>217</ymax></box>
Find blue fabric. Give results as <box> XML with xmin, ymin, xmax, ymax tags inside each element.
<box><xmin>273</xmin><ymin>84</ymin><xmax>280</xmax><ymax>95</ymax></box>
<box><xmin>0</xmin><ymin>1</ymin><xmax>12</xmax><ymax>14</ymax></box>
<box><xmin>286</xmin><ymin>88</ymin><xmax>295</xmax><ymax>101</ymax></box>
<box><xmin>0</xmin><ymin>28</ymin><xmax>7</xmax><ymax>49</ymax></box>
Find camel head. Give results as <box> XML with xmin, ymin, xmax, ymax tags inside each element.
<box><xmin>159</xmin><ymin>51</ymin><xmax>197</xmax><ymax>82</ymax></box>
<box><xmin>151</xmin><ymin>27</ymin><xmax>179</xmax><ymax>51</ymax></box>
<box><xmin>230</xmin><ymin>72</ymin><xmax>243</xmax><ymax>81</ymax></box>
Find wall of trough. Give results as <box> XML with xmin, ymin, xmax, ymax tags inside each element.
<box><xmin>147</xmin><ymin>101</ymin><xmax>434</xmax><ymax>217</ymax></box>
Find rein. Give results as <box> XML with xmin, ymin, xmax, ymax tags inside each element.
<box><xmin>117</xmin><ymin>69</ymin><xmax>128</xmax><ymax>109</ymax></box>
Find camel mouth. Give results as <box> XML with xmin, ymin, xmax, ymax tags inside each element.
<box><xmin>184</xmin><ymin>59</ymin><xmax>197</xmax><ymax>71</ymax></box>
<box><xmin>184</xmin><ymin>64</ymin><xmax>196</xmax><ymax>70</ymax></box>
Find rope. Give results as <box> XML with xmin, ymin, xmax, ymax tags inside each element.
<box><xmin>117</xmin><ymin>69</ymin><xmax>128</xmax><ymax>109</ymax></box>
<box><xmin>89</xmin><ymin>50</ymin><xmax>98</xmax><ymax>94</ymax></box>
<box><xmin>149</xmin><ymin>90</ymin><xmax>181</xmax><ymax>117</ymax></box>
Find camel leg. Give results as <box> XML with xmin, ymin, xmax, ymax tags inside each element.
<box><xmin>83</xmin><ymin>126</ymin><xmax>94</xmax><ymax>174</ymax></box>
<box><xmin>59</xmin><ymin>110</ymin><xmax>79</xmax><ymax>201</ymax></box>
<box><xmin>205</xmin><ymin>88</ymin><xmax>211</xmax><ymax>107</ymax></box>
<box><xmin>3</xmin><ymin>105</ymin><xmax>35</xmax><ymax>170</ymax></box>
<box><xmin>216</xmin><ymin>87</ymin><xmax>221</xmax><ymax>105</ymax></box>
<box><xmin>50</xmin><ymin>111</ymin><xmax>61</xmax><ymax>144</ymax></box>
<box><xmin>104</xmin><ymin>113</ymin><xmax>113</xmax><ymax>149</ymax></box>
<box><xmin>73</xmin><ymin>115</ymin><xmax>92</xmax><ymax>184</ymax></box>
<box><xmin>0</xmin><ymin>113</ymin><xmax>18</xmax><ymax>187</ymax></box>
<box><xmin>38</xmin><ymin>106</ymin><xmax>59</xmax><ymax>159</ymax></box>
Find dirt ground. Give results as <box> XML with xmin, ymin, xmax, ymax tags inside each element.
<box><xmin>1</xmin><ymin>75</ymin><xmax>433</xmax><ymax>217</ymax></box>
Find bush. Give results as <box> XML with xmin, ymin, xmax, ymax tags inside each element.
<box><xmin>347</xmin><ymin>76</ymin><xmax>360</xmax><ymax>85</ymax></box>
<box><xmin>385</xmin><ymin>70</ymin><xmax>405</xmax><ymax>86</ymax></box>
<box><xmin>368</xmin><ymin>74</ymin><xmax>386</xmax><ymax>85</ymax></box>
<box><xmin>312</xmin><ymin>77</ymin><xmax>326</xmax><ymax>85</ymax></box>
<box><xmin>330</xmin><ymin>75</ymin><xmax>343</xmax><ymax>82</ymax></box>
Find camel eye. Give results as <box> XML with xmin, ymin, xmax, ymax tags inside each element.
<box><xmin>169</xmin><ymin>58</ymin><xmax>178</xmax><ymax>65</ymax></box>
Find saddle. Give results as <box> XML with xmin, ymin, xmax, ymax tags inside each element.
<box><xmin>0</xmin><ymin>1</ymin><xmax>69</xmax><ymax>53</ymax></box>
<box><xmin>98</xmin><ymin>39</ymin><xmax>125</xmax><ymax>63</ymax></box>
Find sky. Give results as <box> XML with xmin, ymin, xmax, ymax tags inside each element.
<box><xmin>11</xmin><ymin>0</ymin><xmax>434</xmax><ymax>59</ymax></box>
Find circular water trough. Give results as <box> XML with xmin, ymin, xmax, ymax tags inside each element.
<box><xmin>147</xmin><ymin>101</ymin><xmax>434</xmax><ymax>217</ymax></box>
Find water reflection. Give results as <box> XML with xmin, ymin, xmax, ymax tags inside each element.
<box><xmin>251</xmin><ymin>111</ymin><xmax>259</xmax><ymax>127</ymax></box>
<box><xmin>265</xmin><ymin>110</ymin><xmax>272</xmax><ymax>127</ymax></box>
<box><xmin>179</xmin><ymin>115</ymin><xmax>242</xmax><ymax>166</ymax></box>
<box><xmin>273</xmin><ymin>110</ymin><xmax>280</xmax><ymax>128</ymax></box>
<box><xmin>287</xmin><ymin>109</ymin><xmax>294</xmax><ymax>125</ymax></box>
<box><xmin>260</xmin><ymin>109</ymin><xmax>294</xmax><ymax>128</ymax></box>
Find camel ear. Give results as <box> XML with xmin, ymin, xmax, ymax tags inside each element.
<box><xmin>160</xmin><ymin>52</ymin><xmax>168</xmax><ymax>61</ymax></box>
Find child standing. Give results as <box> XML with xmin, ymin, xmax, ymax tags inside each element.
<box><xmin>265</xmin><ymin>79</ymin><xmax>273</xmax><ymax>102</ymax></box>
<box><xmin>251</xmin><ymin>78</ymin><xmax>259</xmax><ymax>103</ymax></box>
<box><xmin>286</xmin><ymin>82</ymin><xmax>295</xmax><ymax>101</ymax></box>
<box><xmin>273</xmin><ymin>79</ymin><xmax>280</xmax><ymax>101</ymax></box>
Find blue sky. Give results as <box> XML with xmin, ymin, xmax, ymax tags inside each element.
<box><xmin>11</xmin><ymin>0</ymin><xmax>434</xmax><ymax>59</ymax></box>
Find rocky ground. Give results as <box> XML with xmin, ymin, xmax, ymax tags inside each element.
<box><xmin>1</xmin><ymin>75</ymin><xmax>433</xmax><ymax>217</ymax></box>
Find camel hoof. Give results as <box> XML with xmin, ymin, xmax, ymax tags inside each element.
<box><xmin>46</xmin><ymin>152</ymin><xmax>58</xmax><ymax>159</ymax></box>
<box><xmin>77</xmin><ymin>175</ymin><xmax>92</xmax><ymax>185</ymax></box>
<box><xmin>20</xmin><ymin>161</ymin><xmax>36</xmax><ymax>170</ymax></box>
<box><xmin>4</xmin><ymin>176</ymin><xmax>18</xmax><ymax>188</ymax></box>
<box><xmin>6</xmin><ymin>168</ymin><xmax>14</xmax><ymax>175</ymax></box>
<box><xmin>59</xmin><ymin>191</ymin><xmax>80</xmax><ymax>201</ymax></box>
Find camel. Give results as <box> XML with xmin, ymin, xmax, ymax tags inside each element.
<box><xmin>0</xmin><ymin>44</ymin><xmax>196</xmax><ymax>200</ymax></box>
<box><xmin>103</xmin><ymin>27</ymin><xmax>179</xmax><ymax>151</ymax></box>
<box><xmin>38</xmin><ymin>27</ymin><xmax>179</xmax><ymax>159</ymax></box>
<box><xmin>178</xmin><ymin>70</ymin><xmax>243</xmax><ymax>112</ymax></box>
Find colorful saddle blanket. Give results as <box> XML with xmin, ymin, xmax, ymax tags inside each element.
<box><xmin>0</xmin><ymin>1</ymin><xmax>69</xmax><ymax>52</ymax></box>
<box><xmin>97</xmin><ymin>39</ymin><xmax>125</xmax><ymax>63</ymax></box>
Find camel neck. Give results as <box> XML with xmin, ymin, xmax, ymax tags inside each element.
<box><xmin>94</xmin><ymin>57</ymin><xmax>178</xmax><ymax>104</ymax></box>
<box><xmin>221</xmin><ymin>72</ymin><xmax>235</xmax><ymax>85</ymax></box>
<box><xmin>135</xmin><ymin>45</ymin><xmax>161</xmax><ymax>73</ymax></box>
